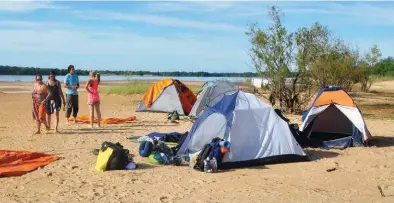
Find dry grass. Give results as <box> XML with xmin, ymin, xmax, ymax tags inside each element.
<box><xmin>350</xmin><ymin>91</ymin><xmax>394</xmax><ymax>120</ymax></box>
<box><xmin>101</xmin><ymin>81</ymin><xmax>154</xmax><ymax>95</ymax></box>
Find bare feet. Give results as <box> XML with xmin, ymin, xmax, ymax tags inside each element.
<box><xmin>33</xmin><ymin>131</ymin><xmax>41</xmax><ymax>135</ymax></box>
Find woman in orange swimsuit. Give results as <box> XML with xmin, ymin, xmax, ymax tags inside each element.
<box><xmin>32</xmin><ymin>73</ymin><xmax>51</xmax><ymax>134</ymax></box>
<box><xmin>85</xmin><ymin>71</ymin><xmax>101</xmax><ymax>128</ymax></box>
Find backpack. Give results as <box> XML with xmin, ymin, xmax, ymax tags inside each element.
<box><xmin>96</xmin><ymin>141</ymin><xmax>130</xmax><ymax>172</ymax></box>
<box><xmin>195</xmin><ymin>144</ymin><xmax>213</xmax><ymax>171</ymax></box>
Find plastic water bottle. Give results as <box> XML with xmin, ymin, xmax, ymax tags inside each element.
<box><xmin>209</xmin><ymin>158</ymin><xmax>218</xmax><ymax>173</ymax></box>
<box><xmin>204</xmin><ymin>157</ymin><xmax>210</xmax><ymax>172</ymax></box>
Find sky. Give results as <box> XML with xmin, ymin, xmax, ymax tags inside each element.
<box><xmin>0</xmin><ymin>1</ymin><xmax>393</xmax><ymax>73</ymax></box>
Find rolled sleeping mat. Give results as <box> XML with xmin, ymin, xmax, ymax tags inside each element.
<box><xmin>139</xmin><ymin>141</ymin><xmax>153</xmax><ymax>157</ymax></box>
<box><xmin>219</xmin><ymin>141</ymin><xmax>231</xmax><ymax>149</ymax></box>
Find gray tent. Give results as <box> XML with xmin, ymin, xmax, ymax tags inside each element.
<box><xmin>189</xmin><ymin>80</ymin><xmax>239</xmax><ymax>118</ymax></box>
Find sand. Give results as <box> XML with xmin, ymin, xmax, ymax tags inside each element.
<box><xmin>1</xmin><ymin>81</ymin><xmax>394</xmax><ymax>203</ymax></box>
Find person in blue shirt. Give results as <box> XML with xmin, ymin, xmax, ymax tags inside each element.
<box><xmin>63</xmin><ymin>65</ymin><xmax>80</xmax><ymax>124</ymax></box>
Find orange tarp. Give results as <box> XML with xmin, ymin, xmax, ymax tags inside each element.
<box><xmin>313</xmin><ymin>90</ymin><xmax>356</xmax><ymax>107</ymax></box>
<box><xmin>143</xmin><ymin>78</ymin><xmax>174</xmax><ymax>108</ymax></box>
<box><xmin>0</xmin><ymin>150</ymin><xmax>59</xmax><ymax>177</ymax></box>
<box><xmin>68</xmin><ymin>116</ymin><xmax>137</xmax><ymax>124</ymax></box>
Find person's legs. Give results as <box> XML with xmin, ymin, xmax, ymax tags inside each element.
<box><xmin>55</xmin><ymin>111</ymin><xmax>60</xmax><ymax>132</ymax></box>
<box><xmin>41</xmin><ymin>120</ymin><xmax>50</xmax><ymax>131</ymax></box>
<box><xmin>47</xmin><ymin>114</ymin><xmax>52</xmax><ymax>129</ymax></box>
<box><xmin>95</xmin><ymin>102</ymin><xmax>101</xmax><ymax>127</ymax></box>
<box><xmin>65</xmin><ymin>94</ymin><xmax>72</xmax><ymax>124</ymax></box>
<box><xmin>89</xmin><ymin>104</ymin><xmax>94</xmax><ymax>128</ymax></box>
<box><xmin>39</xmin><ymin>104</ymin><xmax>50</xmax><ymax>131</ymax></box>
<box><xmin>72</xmin><ymin>95</ymin><xmax>79</xmax><ymax>123</ymax></box>
<box><xmin>34</xmin><ymin>120</ymin><xmax>41</xmax><ymax>134</ymax></box>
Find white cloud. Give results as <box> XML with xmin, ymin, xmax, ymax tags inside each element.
<box><xmin>0</xmin><ymin>20</ymin><xmax>70</xmax><ymax>28</ymax></box>
<box><xmin>0</xmin><ymin>23</ymin><xmax>247</xmax><ymax>60</ymax></box>
<box><xmin>73</xmin><ymin>10</ymin><xmax>242</xmax><ymax>31</ymax></box>
<box><xmin>0</xmin><ymin>26</ymin><xmax>248</xmax><ymax>71</ymax></box>
<box><xmin>0</xmin><ymin>22</ymin><xmax>248</xmax><ymax>71</ymax></box>
<box><xmin>0</xmin><ymin>1</ymin><xmax>65</xmax><ymax>12</ymax></box>
<box><xmin>343</xmin><ymin>37</ymin><xmax>394</xmax><ymax>58</ymax></box>
<box><xmin>334</xmin><ymin>3</ymin><xmax>394</xmax><ymax>26</ymax></box>
<box><xmin>245</xmin><ymin>2</ymin><xmax>394</xmax><ymax>26</ymax></box>
<box><xmin>143</xmin><ymin>1</ymin><xmax>237</xmax><ymax>13</ymax></box>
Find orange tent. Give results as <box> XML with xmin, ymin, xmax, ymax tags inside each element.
<box><xmin>0</xmin><ymin>150</ymin><xmax>59</xmax><ymax>177</ymax></box>
<box><xmin>136</xmin><ymin>78</ymin><xmax>197</xmax><ymax>115</ymax></box>
<box><xmin>300</xmin><ymin>86</ymin><xmax>372</xmax><ymax>149</ymax></box>
<box><xmin>311</xmin><ymin>89</ymin><xmax>356</xmax><ymax>107</ymax></box>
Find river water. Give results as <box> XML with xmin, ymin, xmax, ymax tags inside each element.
<box><xmin>0</xmin><ymin>75</ymin><xmax>249</xmax><ymax>83</ymax></box>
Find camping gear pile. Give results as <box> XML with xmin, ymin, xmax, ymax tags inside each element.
<box><xmin>137</xmin><ymin>132</ymin><xmax>189</xmax><ymax>166</ymax></box>
<box><xmin>95</xmin><ymin>141</ymin><xmax>137</xmax><ymax>172</ymax></box>
<box><xmin>191</xmin><ymin>137</ymin><xmax>232</xmax><ymax>173</ymax></box>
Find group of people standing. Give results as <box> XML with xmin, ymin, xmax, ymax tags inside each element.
<box><xmin>32</xmin><ymin>65</ymin><xmax>102</xmax><ymax>134</ymax></box>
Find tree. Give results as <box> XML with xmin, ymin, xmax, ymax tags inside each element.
<box><xmin>246</xmin><ymin>5</ymin><xmax>381</xmax><ymax>113</ymax></box>
<box><xmin>359</xmin><ymin>44</ymin><xmax>382</xmax><ymax>92</ymax></box>
<box><xmin>376</xmin><ymin>56</ymin><xmax>394</xmax><ymax>76</ymax></box>
<box><xmin>247</xmin><ymin>6</ymin><xmax>308</xmax><ymax>113</ymax></box>
<box><xmin>295</xmin><ymin>22</ymin><xmax>330</xmax><ymax>99</ymax></box>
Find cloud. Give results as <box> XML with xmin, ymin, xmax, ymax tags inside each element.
<box><xmin>241</xmin><ymin>2</ymin><xmax>394</xmax><ymax>26</ymax></box>
<box><xmin>0</xmin><ymin>1</ymin><xmax>65</xmax><ymax>12</ymax></box>
<box><xmin>333</xmin><ymin>3</ymin><xmax>394</xmax><ymax>26</ymax></box>
<box><xmin>73</xmin><ymin>10</ymin><xmax>243</xmax><ymax>31</ymax></box>
<box><xmin>0</xmin><ymin>21</ymin><xmax>248</xmax><ymax>71</ymax></box>
<box><xmin>0</xmin><ymin>27</ymin><xmax>241</xmax><ymax>55</ymax></box>
<box><xmin>143</xmin><ymin>1</ymin><xmax>237</xmax><ymax>13</ymax></box>
<box><xmin>0</xmin><ymin>20</ymin><xmax>70</xmax><ymax>28</ymax></box>
<box><xmin>343</xmin><ymin>37</ymin><xmax>394</xmax><ymax>58</ymax></box>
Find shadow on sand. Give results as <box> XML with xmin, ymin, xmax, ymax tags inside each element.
<box><xmin>136</xmin><ymin>163</ymin><xmax>160</xmax><ymax>170</ymax></box>
<box><xmin>369</xmin><ymin>136</ymin><xmax>394</xmax><ymax>148</ymax></box>
<box><xmin>304</xmin><ymin>149</ymin><xmax>340</xmax><ymax>161</ymax></box>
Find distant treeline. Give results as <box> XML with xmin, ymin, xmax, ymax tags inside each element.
<box><xmin>0</xmin><ymin>65</ymin><xmax>260</xmax><ymax>77</ymax></box>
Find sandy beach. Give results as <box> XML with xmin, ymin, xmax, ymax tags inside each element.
<box><xmin>1</xmin><ymin>80</ymin><xmax>394</xmax><ymax>203</ymax></box>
